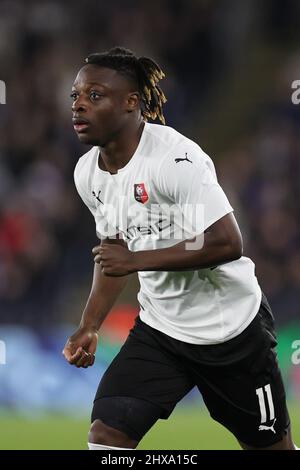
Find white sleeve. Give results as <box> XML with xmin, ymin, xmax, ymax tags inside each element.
<box><xmin>74</xmin><ymin>158</ymin><xmax>118</xmax><ymax>240</ymax></box>
<box><xmin>157</xmin><ymin>142</ymin><xmax>233</xmax><ymax>233</ymax></box>
<box><xmin>74</xmin><ymin>158</ymin><xmax>97</xmax><ymax>217</ymax></box>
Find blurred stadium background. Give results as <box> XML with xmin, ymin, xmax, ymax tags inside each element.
<box><xmin>0</xmin><ymin>0</ymin><xmax>300</xmax><ymax>449</ymax></box>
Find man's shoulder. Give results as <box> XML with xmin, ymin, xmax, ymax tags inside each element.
<box><xmin>144</xmin><ymin>122</ymin><xmax>192</xmax><ymax>148</ymax></box>
<box><xmin>146</xmin><ymin>123</ymin><xmax>211</xmax><ymax>169</ymax></box>
<box><xmin>143</xmin><ymin>122</ymin><xmax>204</xmax><ymax>168</ymax></box>
<box><xmin>74</xmin><ymin>146</ymin><xmax>98</xmax><ymax>181</ymax></box>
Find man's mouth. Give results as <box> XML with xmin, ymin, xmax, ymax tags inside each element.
<box><xmin>72</xmin><ymin>117</ymin><xmax>90</xmax><ymax>133</ymax></box>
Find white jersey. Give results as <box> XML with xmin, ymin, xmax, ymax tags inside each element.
<box><xmin>74</xmin><ymin>122</ymin><xmax>261</xmax><ymax>344</ymax></box>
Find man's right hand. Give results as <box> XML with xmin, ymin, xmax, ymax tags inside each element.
<box><xmin>62</xmin><ymin>327</ymin><xmax>99</xmax><ymax>368</ymax></box>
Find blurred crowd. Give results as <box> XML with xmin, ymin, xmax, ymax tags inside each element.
<box><xmin>0</xmin><ymin>0</ymin><xmax>300</xmax><ymax>326</ymax></box>
<box><xmin>218</xmin><ymin>110</ymin><xmax>300</xmax><ymax>325</ymax></box>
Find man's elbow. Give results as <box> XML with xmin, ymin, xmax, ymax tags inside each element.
<box><xmin>228</xmin><ymin>237</ymin><xmax>243</xmax><ymax>261</ymax></box>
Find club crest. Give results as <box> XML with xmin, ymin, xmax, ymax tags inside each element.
<box><xmin>134</xmin><ymin>183</ymin><xmax>149</xmax><ymax>204</ymax></box>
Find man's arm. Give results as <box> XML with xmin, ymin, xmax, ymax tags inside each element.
<box><xmin>80</xmin><ymin>261</ymin><xmax>128</xmax><ymax>330</ymax></box>
<box><xmin>133</xmin><ymin>212</ymin><xmax>243</xmax><ymax>271</ymax></box>
<box><xmin>63</xmin><ymin>238</ymin><xmax>128</xmax><ymax>368</ymax></box>
<box><xmin>92</xmin><ymin>213</ymin><xmax>243</xmax><ymax>275</ymax></box>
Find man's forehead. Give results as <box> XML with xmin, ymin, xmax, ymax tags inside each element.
<box><xmin>73</xmin><ymin>65</ymin><xmax>128</xmax><ymax>90</ymax></box>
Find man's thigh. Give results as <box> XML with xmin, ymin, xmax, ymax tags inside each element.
<box><xmin>188</xmin><ymin>297</ymin><xmax>290</xmax><ymax>448</ymax></box>
<box><xmin>92</xmin><ymin>317</ymin><xmax>194</xmax><ymax>440</ymax></box>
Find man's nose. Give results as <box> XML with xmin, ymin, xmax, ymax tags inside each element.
<box><xmin>72</xmin><ymin>96</ymin><xmax>87</xmax><ymax>113</ymax></box>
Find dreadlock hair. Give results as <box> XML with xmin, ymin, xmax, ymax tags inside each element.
<box><xmin>85</xmin><ymin>47</ymin><xmax>167</xmax><ymax>125</ymax></box>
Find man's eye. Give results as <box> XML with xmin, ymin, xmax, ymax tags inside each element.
<box><xmin>70</xmin><ymin>92</ymin><xmax>78</xmax><ymax>101</ymax></box>
<box><xmin>90</xmin><ymin>91</ymin><xmax>102</xmax><ymax>100</ymax></box>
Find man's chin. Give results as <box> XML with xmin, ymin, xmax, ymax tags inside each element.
<box><xmin>76</xmin><ymin>133</ymin><xmax>99</xmax><ymax>146</ymax></box>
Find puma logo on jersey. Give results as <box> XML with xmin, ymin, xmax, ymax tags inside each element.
<box><xmin>92</xmin><ymin>190</ymin><xmax>104</xmax><ymax>204</ymax></box>
<box><xmin>258</xmin><ymin>418</ymin><xmax>276</xmax><ymax>434</ymax></box>
<box><xmin>174</xmin><ymin>153</ymin><xmax>192</xmax><ymax>164</ymax></box>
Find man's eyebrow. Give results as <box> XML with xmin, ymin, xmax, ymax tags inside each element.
<box><xmin>72</xmin><ymin>82</ymin><xmax>109</xmax><ymax>90</ymax></box>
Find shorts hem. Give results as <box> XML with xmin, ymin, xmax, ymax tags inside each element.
<box><xmin>235</xmin><ymin>422</ymin><xmax>291</xmax><ymax>449</ymax></box>
<box><xmin>93</xmin><ymin>393</ymin><xmax>172</xmax><ymax>419</ymax></box>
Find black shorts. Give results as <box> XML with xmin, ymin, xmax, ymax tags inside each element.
<box><xmin>93</xmin><ymin>293</ymin><xmax>290</xmax><ymax>447</ymax></box>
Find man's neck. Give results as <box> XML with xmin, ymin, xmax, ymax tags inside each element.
<box><xmin>98</xmin><ymin>119</ymin><xmax>145</xmax><ymax>174</ymax></box>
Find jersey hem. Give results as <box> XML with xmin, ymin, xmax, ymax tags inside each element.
<box><xmin>139</xmin><ymin>288</ymin><xmax>262</xmax><ymax>345</ymax></box>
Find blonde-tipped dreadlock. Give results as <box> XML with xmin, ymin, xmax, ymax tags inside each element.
<box><xmin>85</xmin><ymin>47</ymin><xmax>167</xmax><ymax>125</ymax></box>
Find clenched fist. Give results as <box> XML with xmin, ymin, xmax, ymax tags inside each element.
<box><xmin>62</xmin><ymin>327</ymin><xmax>99</xmax><ymax>368</ymax></box>
<box><xmin>92</xmin><ymin>243</ymin><xmax>137</xmax><ymax>276</ymax></box>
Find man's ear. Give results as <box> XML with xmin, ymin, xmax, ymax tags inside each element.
<box><xmin>126</xmin><ymin>92</ymin><xmax>140</xmax><ymax>112</ymax></box>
